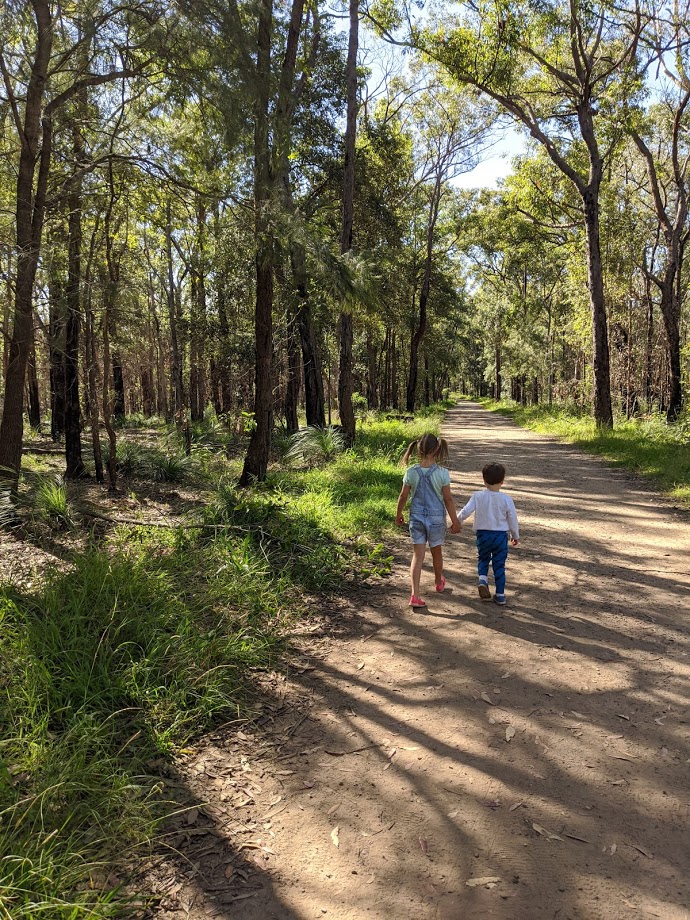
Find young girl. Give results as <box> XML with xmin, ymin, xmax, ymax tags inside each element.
<box><xmin>395</xmin><ymin>433</ymin><xmax>461</xmax><ymax>608</ymax></box>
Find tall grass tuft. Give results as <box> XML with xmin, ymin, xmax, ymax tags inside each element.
<box><xmin>285</xmin><ymin>426</ymin><xmax>347</xmax><ymax>466</ymax></box>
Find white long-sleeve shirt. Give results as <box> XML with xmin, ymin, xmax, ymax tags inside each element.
<box><xmin>459</xmin><ymin>489</ymin><xmax>519</xmax><ymax>540</ymax></box>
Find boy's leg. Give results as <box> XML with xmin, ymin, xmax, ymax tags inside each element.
<box><xmin>430</xmin><ymin>545</ymin><xmax>444</xmax><ymax>586</ymax></box>
<box><xmin>491</xmin><ymin>533</ymin><xmax>509</xmax><ymax>596</ymax></box>
<box><xmin>410</xmin><ymin>544</ymin><xmax>426</xmax><ymax>598</ymax></box>
<box><xmin>476</xmin><ymin>532</ymin><xmax>492</xmax><ymax>599</ymax></box>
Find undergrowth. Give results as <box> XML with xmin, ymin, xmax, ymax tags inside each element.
<box><xmin>0</xmin><ymin>404</ymin><xmax>447</xmax><ymax>918</ymax></box>
<box><xmin>478</xmin><ymin>398</ymin><xmax>690</xmax><ymax>505</ymax></box>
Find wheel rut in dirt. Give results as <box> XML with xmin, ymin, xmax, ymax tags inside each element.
<box><xmin>151</xmin><ymin>402</ymin><xmax>690</xmax><ymax>920</ymax></box>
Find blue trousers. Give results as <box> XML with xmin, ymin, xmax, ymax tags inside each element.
<box><xmin>476</xmin><ymin>530</ymin><xmax>509</xmax><ymax>595</ymax></box>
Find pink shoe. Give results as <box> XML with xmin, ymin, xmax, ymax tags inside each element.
<box><xmin>409</xmin><ymin>595</ymin><xmax>426</xmax><ymax>608</ymax></box>
<box><xmin>435</xmin><ymin>577</ymin><xmax>446</xmax><ymax>593</ymax></box>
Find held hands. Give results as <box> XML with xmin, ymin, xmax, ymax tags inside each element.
<box><xmin>450</xmin><ymin>520</ymin><xmax>462</xmax><ymax>534</ymax></box>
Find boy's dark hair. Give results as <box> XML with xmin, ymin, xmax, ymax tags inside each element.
<box><xmin>482</xmin><ymin>462</ymin><xmax>505</xmax><ymax>485</ymax></box>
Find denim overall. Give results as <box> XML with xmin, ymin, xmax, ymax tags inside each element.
<box><xmin>409</xmin><ymin>465</ymin><xmax>446</xmax><ymax>548</ymax></box>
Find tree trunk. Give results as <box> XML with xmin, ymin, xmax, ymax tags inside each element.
<box><xmin>27</xmin><ymin>322</ymin><xmax>41</xmax><ymax>430</ymax></box>
<box><xmin>166</xmin><ymin>200</ymin><xmax>184</xmax><ymax>423</ymax></box>
<box><xmin>337</xmin><ymin>0</ymin><xmax>359</xmax><ymax>445</ymax></box>
<box><xmin>284</xmin><ymin>304</ymin><xmax>300</xmax><ymax>432</ymax></box>
<box><xmin>407</xmin><ymin>173</ymin><xmax>442</xmax><ymax>413</ymax></box>
<box><xmin>582</xmin><ymin>187</ymin><xmax>613</xmax><ymax>428</ymax></box>
<box><xmin>366</xmin><ymin>332</ymin><xmax>377</xmax><ymax>410</ymax></box>
<box><xmin>64</xmin><ymin>173</ymin><xmax>86</xmax><ymax>478</ymax></box>
<box><xmin>292</xmin><ymin>243</ymin><xmax>325</xmax><ymax>427</ymax></box>
<box><xmin>0</xmin><ymin>0</ymin><xmax>53</xmax><ymax>487</ymax></box>
<box><xmin>240</xmin><ymin>0</ymin><xmax>275</xmax><ymax>485</ymax></box>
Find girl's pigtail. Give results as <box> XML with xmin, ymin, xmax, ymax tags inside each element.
<box><xmin>435</xmin><ymin>438</ymin><xmax>450</xmax><ymax>465</ymax></box>
<box><xmin>401</xmin><ymin>439</ymin><xmax>417</xmax><ymax>466</ymax></box>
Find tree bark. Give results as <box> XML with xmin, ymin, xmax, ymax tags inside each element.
<box><xmin>0</xmin><ymin>0</ymin><xmax>53</xmax><ymax>487</ymax></box>
<box><xmin>582</xmin><ymin>187</ymin><xmax>613</xmax><ymax>427</ymax></box>
<box><xmin>27</xmin><ymin>321</ymin><xmax>41</xmax><ymax>430</ymax></box>
<box><xmin>240</xmin><ymin>0</ymin><xmax>275</xmax><ymax>485</ymax></box>
<box><xmin>337</xmin><ymin>0</ymin><xmax>359</xmax><ymax>445</ymax></box>
<box><xmin>64</xmin><ymin>165</ymin><xmax>86</xmax><ymax>478</ymax></box>
<box><xmin>406</xmin><ymin>172</ymin><xmax>441</xmax><ymax>413</ymax></box>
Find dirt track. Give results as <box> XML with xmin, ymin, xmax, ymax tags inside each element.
<box><xmin>152</xmin><ymin>402</ymin><xmax>690</xmax><ymax>920</ymax></box>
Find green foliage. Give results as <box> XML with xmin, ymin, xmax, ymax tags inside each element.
<box><xmin>32</xmin><ymin>475</ymin><xmax>75</xmax><ymax>529</ymax></box>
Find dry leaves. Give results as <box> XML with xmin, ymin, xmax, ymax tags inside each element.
<box><xmin>480</xmin><ymin>692</ymin><xmax>495</xmax><ymax>705</ymax></box>
<box><xmin>419</xmin><ymin>836</ymin><xmax>429</xmax><ymax>855</ymax></box>
<box><xmin>331</xmin><ymin>826</ymin><xmax>340</xmax><ymax>848</ymax></box>
<box><xmin>466</xmin><ymin>876</ymin><xmax>500</xmax><ymax>888</ymax></box>
<box><xmin>505</xmin><ymin>725</ymin><xmax>516</xmax><ymax>742</ymax></box>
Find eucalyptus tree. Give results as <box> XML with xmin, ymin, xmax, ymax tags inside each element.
<box><xmin>370</xmin><ymin>0</ymin><xmax>649</xmax><ymax>426</ymax></box>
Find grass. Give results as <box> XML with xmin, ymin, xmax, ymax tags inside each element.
<box><xmin>0</xmin><ymin>403</ymin><xmax>448</xmax><ymax>917</ymax></box>
<box><xmin>477</xmin><ymin>398</ymin><xmax>690</xmax><ymax>505</ymax></box>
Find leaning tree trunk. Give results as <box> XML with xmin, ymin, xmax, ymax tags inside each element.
<box><xmin>337</xmin><ymin>0</ymin><xmax>359</xmax><ymax>445</ymax></box>
<box><xmin>0</xmin><ymin>0</ymin><xmax>53</xmax><ymax>488</ymax></box>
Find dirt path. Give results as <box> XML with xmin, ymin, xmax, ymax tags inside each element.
<box><xmin>151</xmin><ymin>402</ymin><xmax>690</xmax><ymax>920</ymax></box>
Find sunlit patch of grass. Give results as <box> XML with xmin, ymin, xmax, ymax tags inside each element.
<box><xmin>479</xmin><ymin>399</ymin><xmax>690</xmax><ymax>505</ymax></box>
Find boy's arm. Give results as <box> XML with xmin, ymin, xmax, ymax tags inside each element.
<box><xmin>395</xmin><ymin>485</ymin><xmax>411</xmax><ymax>525</ymax></box>
<box><xmin>441</xmin><ymin>484</ymin><xmax>461</xmax><ymax>533</ymax></box>
<box><xmin>506</xmin><ymin>496</ymin><xmax>519</xmax><ymax>543</ymax></box>
<box><xmin>458</xmin><ymin>494</ymin><xmax>476</xmax><ymax>523</ymax></box>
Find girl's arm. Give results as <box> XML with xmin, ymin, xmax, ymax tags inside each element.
<box><xmin>395</xmin><ymin>485</ymin><xmax>411</xmax><ymax>525</ymax></box>
<box><xmin>441</xmin><ymin>484</ymin><xmax>461</xmax><ymax>533</ymax></box>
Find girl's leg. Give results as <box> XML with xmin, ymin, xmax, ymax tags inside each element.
<box><xmin>410</xmin><ymin>544</ymin><xmax>426</xmax><ymax>597</ymax></box>
<box><xmin>430</xmin><ymin>544</ymin><xmax>444</xmax><ymax>586</ymax></box>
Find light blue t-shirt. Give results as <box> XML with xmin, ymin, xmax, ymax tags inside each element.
<box><xmin>403</xmin><ymin>463</ymin><xmax>451</xmax><ymax>504</ymax></box>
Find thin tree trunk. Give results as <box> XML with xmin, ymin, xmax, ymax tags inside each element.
<box><xmin>166</xmin><ymin>200</ymin><xmax>184</xmax><ymax>423</ymax></box>
<box><xmin>407</xmin><ymin>173</ymin><xmax>442</xmax><ymax>413</ymax></box>
<box><xmin>240</xmin><ymin>0</ymin><xmax>275</xmax><ymax>485</ymax></box>
<box><xmin>582</xmin><ymin>187</ymin><xmax>613</xmax><ymax>427</ymax></box>
<box><xmin>64</xmin><ymin>158</ymin><xmax>86</xmax><ymax>477</ymax></box>
<box><xmin>27</xmin><ymin>321</ymin><xmax>41</xmax><ymax>430</ymax></box>
<box><xmin>337</xmin><ymin>0</ymin><xmax>358</xmax><ymax>445</ymax></box>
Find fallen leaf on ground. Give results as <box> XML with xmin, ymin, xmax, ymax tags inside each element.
<box><xmin>224</xmin><ymin>864</ymin><xmax>234</xmax><ymax>879</ymax></box>
<box><xmin>480</xmin><ymin>799</ymin><xmax>502</xmax><ymax>809</ymax></box>
<box><xmin>617</xmin><ymin>713</ymin><xmax>630</xmax><ymax>721</ymax></box>
<box><xmin>327</xmin><ymin>803</ymin><xmax>339</xmax><ymax>816</ymax></box>
<box><xmin>532</xmin><ymin>823</ymin><xmax>562</xmax><ymax>840</ymax></box>
<box><xmin>275</xmin><ymin>770</ymin><xmax>296</xmax><ymax>776</ymax></box>
<box><xmin>186</xmin><ymin>808</ymin><xmax>199</xmax><ymax>825</ymax></box>
<box><xmin>570</xmin><ymin>711</ymin><xmax>586</xmax><ymax>719</ymax></box>
<box><xmin>466</xmin><ymin>876</ymin><xmax>500</xmax><ymax>887</ymax></box>
<box><xmin>609</xmin><ymin>843</ymin><xmax>617</xmax><ymax>855</ymax></box>
<box><xmin>509</xmin><ymin>802</ymin><xmax>524</xmax><ymax>812</ymax></box>
<box><xmin>419</xmin><ymin>836</ymin><xmax>429</xmax><ymax>855</ymax></box>
<box><xmin>357</xmin><ymin>662</ymin><xmax>365</xmax><ymax>670</ymax></box>
<box><xmin>627</xmin><ymin>843</ymin><xmax>652</xmax><ymax>858</ymax></box>
<box><xmin>331</xmin><ymin>826</ymin><xmax>339</xmax><ymax>848</ymax></box>
<box><xmin>505</xmin><ymin>726</ymin><xmax>516</xmax><ymax>742</ymax></box>
<box><xmin>564</xmin><ymin>833</ymin><xmax>590</xmax><ymax>843</ymax></box>
<box><xmin>480</xmin><ymin>693</ymin><xmax>494</xmax><ymax>705</ymax></box>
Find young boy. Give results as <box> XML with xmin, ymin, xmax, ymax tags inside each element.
<box><xmin>459</xmin><ymin>462</ymin><xmax>519</xmax><ymax>606</ymax></box>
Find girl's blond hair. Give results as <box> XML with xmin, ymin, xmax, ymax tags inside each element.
<box><xmin>401</xmin><ymin>433</ymin><xmax>449</xmax><ymax>466</ymax></box>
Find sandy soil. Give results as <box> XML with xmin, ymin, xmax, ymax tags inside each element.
<box><xmin>147</xmin><ymin>402</ymin><xmax>690</xmax><ymax>920</ymax></box>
